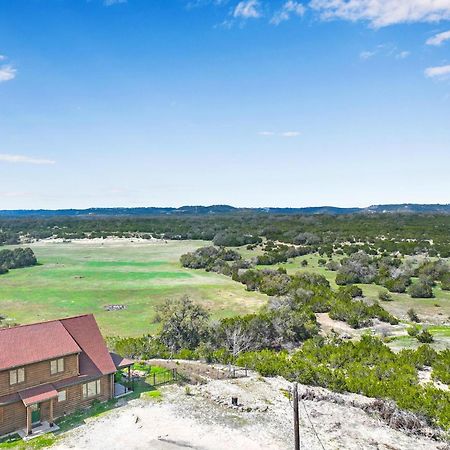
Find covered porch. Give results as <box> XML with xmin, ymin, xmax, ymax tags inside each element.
<box><xmin>110</xmin><ymin>352</ymin><xmax>134</xmax><ymax>398</ymax></box>
<box><xmin>18</xmin><ymin>384</ymin><xmax>59</xmax><ymax>438</ymax></box>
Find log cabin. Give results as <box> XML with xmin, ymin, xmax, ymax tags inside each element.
<box><xmin>0</xmin><ymin>314</ymin><xmax>132</xmax><ymax>438</ymax></box>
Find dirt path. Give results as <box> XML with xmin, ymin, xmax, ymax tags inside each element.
<box><xmin>52</xmin><ymin>375</ymin><xmax>445</xmax><ymax>450</ymax></box>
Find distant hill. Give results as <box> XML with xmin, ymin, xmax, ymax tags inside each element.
<box><xmin>0</xmin><ymin>203</ymin><xmax>449</xmax><ymax>217</ymax></box>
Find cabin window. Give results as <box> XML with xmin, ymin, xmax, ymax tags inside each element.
<box><xmin>58</xmin><ymin>390</ymin><xmax>67</xmax><ymax>402</ymax></box>
<box><xmin>9</xmin><ymin>367</ymin><xmax>25</xmax><ymax>385</ymax></box>
<box><xmin>82</xmin><ymin>380</ymin><xmax>101</xmax><ymax>399</ymax></box>
<box><xmin>50</xmin><ymin>358</ymin><xmax>64</xmax><ymax>375</ymax></box>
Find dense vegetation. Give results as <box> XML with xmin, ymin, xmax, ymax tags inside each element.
<box><xmin>0</xmin><ymin>248</ymin><xmax>37</xmax><ymax>274</ymax></box>
<box><xmin>1</xmin><ymin>213</ymin><xmax>450</xmax><ymax>256</ymax></box>
<box><xmin>108</xmin><ymin>297</ymin><xmax>450</xmax><ymax>431</ymax></box>
<box><xmin>331</xmin><ymin>252</ymin><xmax>449</xmax><ymax>297</ymax></box>
<box><xmin>181</xmin><ymin>246</ymin><xmax>398</xmax><ymax>329</ymax></box>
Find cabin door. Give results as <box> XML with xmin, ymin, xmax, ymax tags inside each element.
<box><xmin>31</xmin><ymin>403</ymin><xmax>41</xmax><ymax>424</ymax></box>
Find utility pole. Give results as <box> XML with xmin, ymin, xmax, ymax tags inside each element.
<box><xmin>293</xmin><ymin>382</ymin><xmax>300</xmax><ymax>450</ymax></box>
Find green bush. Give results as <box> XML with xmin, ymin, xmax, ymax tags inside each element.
<box><xmin>378</xmin><ymin>290</ymin><xmax>393</xmax><ymax>302</ymax></box>
<box><xmin>408</xmin><ymin>281</ymin><xmax>434</xmax><ymax>299</ymax></box>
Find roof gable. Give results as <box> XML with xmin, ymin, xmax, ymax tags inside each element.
<box><xmin>60</xmin><ymin>314</ymin><xmax>116</xmax><ymax>376</ymax></box>
<box><xmin>0</xmin><ymin>320</ymin><xmax>81</xmax><ymax>371</ymax></box>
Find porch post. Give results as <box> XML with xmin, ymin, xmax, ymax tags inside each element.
<box><xmin>49</xmin><ymin>399</ymin><xmax>54</xmax><ymax>427</ymax></box>
<box><xmin>26</xmin><ymin>406</ymin><xmax>32</xmax><ymax>436</ymax></box>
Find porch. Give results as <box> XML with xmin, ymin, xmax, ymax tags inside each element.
<box><xmin>18</xmin><ymin>384</ymin><xmax>59</xmax><ymax>438</ymax></box>
<box><xmin>17</xmin><ymin>421</ymin><xmax>60</xmax><ymax>441</ymax></box>
<box><xmin>110</xmin><ymin>352</ymin><xmax>134</xmax><ymax>398</ymax></box>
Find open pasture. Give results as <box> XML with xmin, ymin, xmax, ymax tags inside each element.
<box><xmin>0</xmin><ymin>240</ymin><xmax>266</xmax><ymax>336</ymax></box>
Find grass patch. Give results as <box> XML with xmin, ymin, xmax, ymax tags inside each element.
<box><xmin>0</xmin><ymin>241</ymin><xmax>266</xmax><ymax>336</ymax></box>
<box><xmin>0</xmin><ymin>435</ymin><xmax>55</xmax><ymax>449</ymax></box>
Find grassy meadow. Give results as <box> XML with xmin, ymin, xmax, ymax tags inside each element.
<box><xmin>0</xmin><ymin>240</ymin><xmax>266</xmax><ymax>336</ymax></box>
<box><xmin>1</xmin><ymin>240</ymin><xmax>449</xmax><ymax>348</ymax></box>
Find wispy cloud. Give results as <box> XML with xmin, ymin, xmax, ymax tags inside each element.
<box><xmin>0</xmin><ymin>65</ymin><xmax>16</xmax><ymax>83</ymax></box>
<box><xmin>281</xmin><ymin>131</ymin><xmax>300</xmax><ymax>137</ymax></box>
<box><xmin>233</xmin><ymin>0</ymin><xmax>262</xmax><ymax>19</ymax></box>
<box><xmin>103</xmin><ymin>0</ymin><xmax>127</xmax><ymax>6</ymax></box>
<box><xmin>425</xmin><ymin>64</ymin><xmax>450</xmax><ymax>80</ymax></box>
<box><xmin>360</xmin><ymin>50</ymin><xmax>376</xmax><ymax>60</ymax></box>
<box><xmin>426</xmin><ymin>30</ymin><xmax>450</xmax><ymax>46</ymax></box>
<box><xmin>359</xmin><ymin>45</ymin><xmax>410</xmax><ymax>61</ymax></box>
<box><xmin>0</xmin><ymin>55</ymin><xmax>5</xmax><ymax>61</ymax></box>
<box><xmin>396</xmin><ymin>50</ymin><xmax>410</xmax><ymax>59</ymax></box>
<box><xmin>271</xmin><ymin>1</ymin><xmax>305</xmax><ymax>25</ymax></box>
<box><xmin>259</xmin><ymin>131</ymin><xmax>301</xmax><ymax>137</ymax></box>
<box><xmin>187</xmin><ymin>0</ymin><xmax>229</xmax><ymax>8</ymax></box>
<box><xmin>0</xmin><ymin>154</ymin><xmax>56</xmax><ymax>165</ymax></box>
<box><xmin>310</xmin><ymin>0</ymin><xmax>450</xmax><ymax>28</ymax></box>
<box><xmin>0</xmin><ymin>191</ymin><xmax>32</xmax><ymax>198</ymax></box>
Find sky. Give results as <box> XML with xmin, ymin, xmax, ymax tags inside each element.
<box><xmin>0</xmin><ymin>0</ymin><xmax>449</xmax><ymax>210</ymax></box>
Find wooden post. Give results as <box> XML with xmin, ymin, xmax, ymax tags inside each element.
<box><xmin>26</xmin><ymin>406</ymin><xmax>32</xmax><ymax>436</ymax></box>
<box><xmin>293</xmin><ymin>383</ymin><xmax>300</xmax><ymax>450</ymax></box>
<box><xmin>49</xmin><ymin>399</ymin><xmax>54</xmax><ymax>427</ymax></box>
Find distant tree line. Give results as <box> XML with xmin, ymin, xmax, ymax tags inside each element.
<box><xmin>1</xmin><ymin>213</ymin><xmax>450</xmax><ymax>257</ymax></box>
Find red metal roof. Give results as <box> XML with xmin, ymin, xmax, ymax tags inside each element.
<box><xmin>0</xmin><ymin>314</ymin><xmax>116</xmax><ymax>376</ymax></box>
<box><xmin>60</xmin><ymin>315</ymin><xmax>117</xmax><ymax>376</ymax></box>
<box><xmin>110</xmin><ymin>352</ymin><xmax>134</xmax><ymax>369</ymax></box>
<box><xmin>19</xmin><ymin>384</ymin><xmax>58</xmax><ymax>407</ymax></box>
<box><xmin>0</xmin><ymin>320</ymin><xmax>81</xmax><ymax>371</ymax></box>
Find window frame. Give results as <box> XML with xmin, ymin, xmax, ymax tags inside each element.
<box><xmin>50</xmin><ymin>357</ymin><xmax>65</xmax><ymax>375</ymax></box>
<box><xmin>9</xmin><ymin>367</ymin><xmax>25</xmax><ymax>385</ymax></box>
<box><xmin>82</xmin><ymin>379</ymin><xmax>101</xmax><ymax>399</ymax></box>
<box><xmin>57</xmin><ymin>390</ymin><xmax>67</xmax><ymax>403</ymax></box>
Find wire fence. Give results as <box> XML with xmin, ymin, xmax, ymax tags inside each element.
<box><xmin>147</xmin><ymin>368</ymin><xmax>179</xmax><ymax>386</ymax></box>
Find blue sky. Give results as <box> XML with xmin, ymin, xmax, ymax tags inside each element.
<box><xmin>0</xmin><ymin>0</ymin><xmax>449</xmax><ymax>209</ymax></box>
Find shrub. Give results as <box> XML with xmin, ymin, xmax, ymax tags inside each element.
<box><xmin>378</xmin><ymin>290</ymin><xmax>393</xmax><ymax>302</ymax></box>
<box><xmin>441</xmin><ymin>273</ymin><xmax>450</xmax><ymax>291</ymax></box>
<box><xmin>417</xmin><ymin>330</ymin><xmax>434</xmax><ymax>344</ymax></box>
<box><xmin>408</xmin><ymin>281</ymin><xmax>434</xmax><ymax>299</ymax></box>
<box><xmin>383</xmin><ymin>276</ymin><xmax>411</xmax><ymax>293</ymax></box>
<box><xmin>407</xmin><ymin>326</ymin><xmax>420</xmax><ymax>337</ymax></box>
<box><xmin>341</xmin><ymin>285</ymin><xmax>363</xmax><ymax>298</ymax></box>
<box><xmin>407</xmin><ymin>308</ymin><xmax>420</xmax><ymax>323</ymax></box>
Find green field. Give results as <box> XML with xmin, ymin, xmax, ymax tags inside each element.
<box><xmin>0</xmin><ymin>241</ymin><xmax>266</xmax><ymax>336</ymax></box>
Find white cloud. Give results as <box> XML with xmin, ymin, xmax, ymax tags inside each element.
<box><xmin>258</xmin><ymin>131</ymin><xmax>300</xmax><ymax>137</ymax></box>
<box><xmin>426</xmin><ymin>30</ymin><xmax>450</xmax><ymax>46</ymax></box>
<box><xmin>271</xmin><ymin>1</ymin><xmax>305</xmax><ymax>25</ymax></box>
<box><xmin>281</xmin><ymin>131</ymin><xmax>301</xmax><ymax>137</ymax></box>
<box><xmin>0</xmin><ymin>154</ymin><xmax>56</xmax><ymax>165</ymax></box>
<box><xmin>0</xmin><ymin>65</ymin><xmax>16</xmax><ymax>83</ymax></box>
<box><xmin>396</xmin><ymin>50</ymin><xmax>410</xmax><ymax>59</ymax></box>
<box><xmin>425</xmin><ymin>64</ymin><xmax>450</xmax><ymax>79</ymax></box>
<box><xmin>0</xmin><ymin>55</ymin><xmax>5</xmax><ymax>61</ymax></box>
<box><xmin>360</xmin><ymin>50</ymin><xmax>376</xmax><ymax>60</ymax></box>
<box><xmin>233</xmin><ymin>0</ymin><xmax>262</xmax><ymax>19</ymax></box>
<box><xmin>310</xmin><ymin>0</ymin><xmax>450</xmax><ymax>28</ymax></box>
